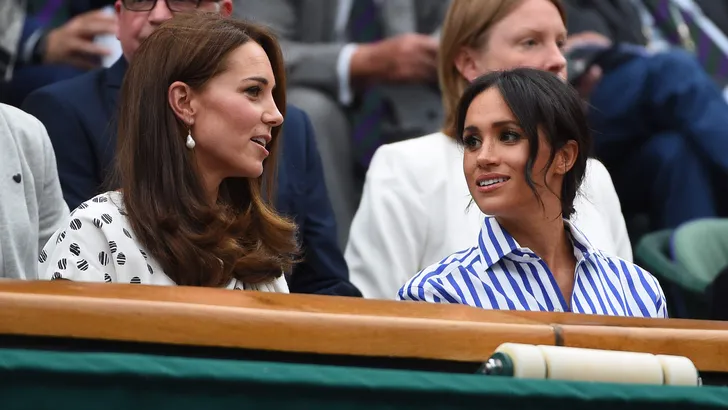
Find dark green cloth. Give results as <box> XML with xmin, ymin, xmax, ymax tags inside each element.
<box><xmin>1</xmin><ymin>347</ymin><xmax>727</xmax><ymax>409</ymax></box>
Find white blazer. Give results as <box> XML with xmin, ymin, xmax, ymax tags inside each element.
<box><xmin>345</xmin><ymin>132</ymin><xmax>633</xmax><ymax>300</ymax></box>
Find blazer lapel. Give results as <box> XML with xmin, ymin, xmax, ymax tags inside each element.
<box><xmin>103</xmin><ymin>56</ymin><xmax>128</xmax><ymax>118</ymax></box>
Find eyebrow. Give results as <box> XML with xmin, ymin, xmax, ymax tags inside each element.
<box><xmin>515</xmin><ymin>27</ymin><xmax>568</xmax><ymax>38</ymax></box>
<box><xmin>242</xmin><ymin>76</ymin><xmax>276</xmax><ymax>88</ymax></box>
<box><xmin>463</xmin><ymin>120</ymin><xmax>520</xmax><ymax>132</ymax></box>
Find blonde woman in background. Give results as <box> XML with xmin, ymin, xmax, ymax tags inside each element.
<box><xmin>346</xmin><ymin>0</ymin><xmax>632</xmax><ymax>299</ymax></box>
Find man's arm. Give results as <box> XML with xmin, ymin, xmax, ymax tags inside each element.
<box><xmin>237</xmin><ymin>0</ymin><xmax>438</xmax><ymax>103</ymax></box>
<box><xmin>286</xmin><ymin>108</ymin><xmax>362</xmax><ymax>297</ymax></box>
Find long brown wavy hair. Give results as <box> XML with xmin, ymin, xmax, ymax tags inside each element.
<box><xmin>114</xmin><ymin>12</ymin><xmax>299</xmax><ymax>287</ymax></box>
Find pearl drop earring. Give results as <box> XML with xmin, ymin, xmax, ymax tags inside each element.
<box><xmin>186</xmin><ymin>130</ymin><xmax>196</xmax><ymax>149</ymax></box>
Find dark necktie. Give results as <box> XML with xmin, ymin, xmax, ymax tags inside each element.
<box><xmin>27</xmin><ymin>0</ymin><xmax>68</xmax><ymax>27</ymax></box>
<box><xmin>643</xmin><ymin>0</ymin><xmax>728</xmax><ymax>88</ymax></box>
<box><xmin>347</xmin><ymin>0</ymin><xmax>387</xmax><ymax>168</ymax></box>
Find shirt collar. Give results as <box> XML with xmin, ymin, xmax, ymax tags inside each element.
<box><xmin>476</xmin><ymin>216</ymin><xmax>600</xmax><ymax>269</ymax></box>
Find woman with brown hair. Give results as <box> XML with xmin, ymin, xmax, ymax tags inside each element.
<box><xmin>346</xmin><ymin>0</ymin><xmax>632</xmax><ymax>299</ymax></box>
<box><xmin>37</xmin><ymin>12</ymin><xmax>298</xmax><ymax>292</ymax></box>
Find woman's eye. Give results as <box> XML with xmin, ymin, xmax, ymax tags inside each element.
<box><xmin>522</xmin><ymin>39</ymin><xmax>538</xmax><ymax>48</ymax></box>
<box><xmin>462</xmin><ymin>135</ymin><xmax>482</xmax><ymax>149</ymax></box>
<box><xmin>245</xmin><ymin>86</ymin><xmax>262</xmax><ymax>97</ymax></box>
<box><xmin>501</xmin><ymin>130</ymin><xmax>521</xmax><ymax>143</ymax></box>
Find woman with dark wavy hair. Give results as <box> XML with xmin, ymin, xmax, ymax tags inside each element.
<box><xmin>399</xmin><ymin>68</ymin><xmax>667</xmax><ymax>318</ymax></box>
<box><xmin>38</xmin><ymin>12</ymin><xmax>299</xmax><ymax>292</ymax></box>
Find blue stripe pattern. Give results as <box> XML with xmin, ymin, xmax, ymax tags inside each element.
<box><xmin>398</xmin><ymin>217</ymin><xmax>669</xmax><ymax>318</ymax></box>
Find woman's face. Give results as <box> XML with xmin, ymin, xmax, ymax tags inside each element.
<box><xmin>186</xmin><ymin>42</ymin><xmax>283</xmax><ymax>184</ymax></box>
<box><xmin>458</xmin><ymin>0</ymin><xmax>567</xmax><ymax>81</ymax></box>
<box><xmin>461</xmin><ymin>87</ymin><xmax>564</xmax><ymax>218</ymax></box>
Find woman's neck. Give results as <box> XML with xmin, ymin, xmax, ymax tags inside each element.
<box><xmin>496</xmin><ymin>210</ymin><xmax>575</xmax><ymax>276</ymax></box>
<box><xmin>497</xmin><ymin>211</ymin><xmax>577</xmax><ymax>306</ymax></box>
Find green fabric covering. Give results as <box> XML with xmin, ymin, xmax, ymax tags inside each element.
<box><xmin>1</xmin><ymin>348</ymin><xmax>728</xmax><ymax>409</ymax></box>
<box><xmin>635</xmin><ymin>229</ymin><xmax>696</xmax><ymax>292</ymax></box>
<box><xmin>672</xmin><ymin>219</ymin><xmax>728</xmax><ymax>289</ymax></box>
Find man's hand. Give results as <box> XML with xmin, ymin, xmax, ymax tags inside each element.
<box><xmin>564</xmin><ymin>31</ymin><xmax>612</xmax><ymax>53</ymax></box>
<box><xmin>44</xmin><ymin>9</ymin><xmax>118</xmax><ymax>70</ymax></box>
<box><xmin>564</xmin><ymin>31</ymin><xmax>611</xmax><ymax>100</ymax></box>
<box><xmin>350</xmin><ymin>33</ymin><xmax>439</xmax><ymax>86</ymax></box>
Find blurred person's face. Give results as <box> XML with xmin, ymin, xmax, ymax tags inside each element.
<box><xmin>169</xmin><ymin>42</ymin><xmax>284</xmax><ymax>184</ymax></box>
<box><xmin>461</xmin><ymin>87</ymin><xmax>572</xmax><ymax>219</ymax></box>
<box><xmin>455</xmin><ymin>0</ymin><xmax>567</xmax><ymax>82</ymax></box>
<box><xmin>115</xmin><ymin>0</ymin><xmax>233</xmax><ymax>61</ymax></box>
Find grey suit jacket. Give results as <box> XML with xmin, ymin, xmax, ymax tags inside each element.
<box><xmin>237</xmin><ymin>0</ymin><xmax>449</xmax><ymax>140</ymax></box>
<box><xmin>0</xmin><ymin>103</ymin><xmax>68</xmax><ymax>279</ymax></box>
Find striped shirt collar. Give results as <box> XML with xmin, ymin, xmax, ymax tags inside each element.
<box><xmin>477</xmin><ymin>216</ymin><xmax>599</xmax><ymax>269</ymax></box>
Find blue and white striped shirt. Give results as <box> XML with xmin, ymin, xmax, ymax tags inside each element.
<box><xmin>398</xmin><ymin>217</ymin><xmax>668</xmax><ymax>318</ymax></box>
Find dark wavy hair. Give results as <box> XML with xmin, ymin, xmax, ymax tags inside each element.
<box><xmin>113</xmin><ymin>12</ymin><xmax>298</xmax><ymax>287</ymax></box>
<box><xmin>455</xmin><ymin>68</ymin><xmax>591</xmax><ymax>218</ymax></box>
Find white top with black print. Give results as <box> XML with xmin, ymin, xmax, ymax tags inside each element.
<box><xmin>37</xmin><ymin>191</ymin><xmax>289</xmax><ymax>293</ymax></box>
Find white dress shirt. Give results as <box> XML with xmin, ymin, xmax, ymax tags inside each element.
<box><xmin>345</xmin><ymin>132</ymin><xmax>633</xmax><ymax>299</ymax></box>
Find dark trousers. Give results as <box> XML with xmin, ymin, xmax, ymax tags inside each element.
<box><xmin>589</xmin><ymin>48</ymin><xmax>728</xmax><ymax>230</ymax></box>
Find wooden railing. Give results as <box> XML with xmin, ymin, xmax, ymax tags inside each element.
<box><xmin>0</xmin><ymin>280</ymin><xmax>726</xmax><ymax>372</ymax></box>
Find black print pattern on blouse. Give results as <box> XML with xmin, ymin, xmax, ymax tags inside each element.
<box><xmin>77</xmin><ymin>259</ymin><xmax>89</xmax><ymax>271</ymax></box>
<box><xmin>38</xmin><ymin>250</ymin><xmax>47</xmax><ymax>263</ymax></box>
<box><xmin>140</xmin><ymin>249</ymin><xmax>147</xmax><ymax>259</ymax></box>
<box><xmin>69</xmin><ymin>243</ymin><xmax>81</xmax><ymax>256</ymax></box>
<box><xmin>104</xmin><ymin>273</ymin><xmax>112</xmax><ymax>283</ymax></box>
<box><xmin>117</xmin><ymin>252</ymin><xmax>126</xmax><ymax>266</ymax></box>
<box><xmin>58</xmin><ymin>258</ymin><xmax>67</xmax><ymax>270</ymax></box>
<box><xmin>70</xmin><ymin>218</ymin><xmax>82</xmax><ymax>230</ymax></box>
<box><xmin>109</xmin><ymin>240</ymin><xmax>117</xmax><ymax>253</ymax></box>
<box><xmin>77</xmin><ymin>203</ymin><xmax>89</xmax><ymax>210</ymax></box>
<box><xmin>52</xmin><ymin>272</ymin><xmax>63</xmax><ymax>280</ymax></box>
<box><xmin>93</xmin><ymin>218</ymin><xmax>103</xmax><ymax>228</ymax></box>
<box><xmin>92</xmin><ymin>196</ymin><xmax>108</xmax><ymax>203</ymax></box>
<box><xmin>130</xmin><ymin>276</ymin><xmax>141</xmax><ymax>284</ymax></box>
<box><xmin>123</xmin><ymin>228</ymin><xmax>132</xmax><ymax>239</ymax></box>
<box><xmin>147</xmin><ymin>264</ymin><xmax>153</xmax><ymax>275</ymax></box>
<box><xmin>101</xmin><ymin>214</ymin><xmax>113</xmax><ymax>224</ymax></box>
<box><xmin>56</xmin><ymin>230</ymin><xmax>66</xmax><ymax>244</ymax></box>
<box><xmin>99</xmin><ymin>251</ymin><xmax>110</xmax><ymax>266</ymax></box>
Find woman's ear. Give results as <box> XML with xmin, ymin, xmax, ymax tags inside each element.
<box><xmin>555</xmin><ymin>140</ymin><xmax>578</xmax><ymax>175</ymax></box>
<box><xmin>168</xmin><ymin>81</ymin><xmax>195</xmax><ymax>126</ymax></box>
<box><xmin>454</xmin><ymin>46</ymin><xmax>481</xmax><ymax>83</ymax></box>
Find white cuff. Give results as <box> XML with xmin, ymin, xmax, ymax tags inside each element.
<box><xmin>336</xmin><ymin>43</ymin><xmax>359</xmax><ymax>106</ymax></box>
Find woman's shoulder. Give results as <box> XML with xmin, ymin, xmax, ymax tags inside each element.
<box><xmin>367</xmin><ymin>132</ymin><xmax>461</xmax><ymax>188</ymax></box>
<box><xmin>39</xmin><ymin>191</ymin><xmax>160</xmax><ymax>284</ymax></box>
<box><xmin>69</xmin><ymin>191</ymin><xmax>125</xmax><ymax>218</ymax></box>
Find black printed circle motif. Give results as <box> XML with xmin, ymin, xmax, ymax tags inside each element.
<box><xmin>69</xmin><ymin>243</ymin><xmax>81</xmax><ymax>256</ymax></box>
<box><xmin>70</xmin><ymin>218</ymin><xmax>82</xmax><ymax>230</ymax></box>
<box><xmin>99</xmin><ymin>251</ymin><xmax>110</xmax><ymax>266</ymax></box>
